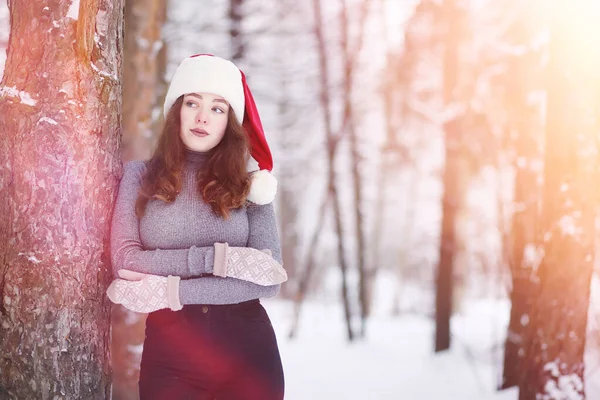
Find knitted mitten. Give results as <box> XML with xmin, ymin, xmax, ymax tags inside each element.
<box><xmin>106</xmin><ymin>275</ymin><xmax>183</xmax><ymax>313</ymax></box>
<box><xmin>212</xmin><ymin>243</ymin><xmax>287</xmax><ymax>286</ymax></box>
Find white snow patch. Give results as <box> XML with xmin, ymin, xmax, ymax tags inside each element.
<box><xmin>38</xmin><ymin>117</ymin><xmax>58</xmax><ymax>126</ymax></box>
<box><xmin>544</xmin><ymin>361</ymin><xmax>560</xmax><ymax>377</ymax></box>
<box><xmin>18</xmin><ymin>252</ymin><xmax>42</xmax><ymax>264</ymax></box>
<box><xmin>558</xmin><ymin>215</ymin><xmax>577</xmax><ymax>236</ymax></box>
<box><xmin>151</xmin><ymin>40</ymin><xmax>163</xmax><ymax>57</ymax></box>
<box><xmin>540</xmin><ymin>361</ymin><xmax>584</xmax><ymax>400</ymax></box>
<box><xmin>90</xmin><ymin>62</ymin><xmax>118</xmax><ymax>82</ymax></box>
<box><xmin>67</xmin><ymin>0</ymin><xmax>79</xmax><ymax>20</ymax></box>
<box><xmin>523</xmin><ymin>243</ymin><xmax>541</xmax><ymax>268</ymax></box>
<box><xmin>0</xmin><ymin>86</ymin><xmax>37</xmax><ymax>106</ymax></box>
<box><xmin>136</xmin><ymin>38</ymin><xmax>149</xmax><ymax>50</ymax></box>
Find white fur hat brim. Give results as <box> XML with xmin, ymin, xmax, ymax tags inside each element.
<box><xmin>163</xmin><ymin>56</ymin><xmax>245</xmax><ymax>124</ymax></box>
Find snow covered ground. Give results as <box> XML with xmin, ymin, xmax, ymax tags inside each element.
<box><xmin>263</xmin><ymin>272</ymin><xmax>600</xmax><ymax>400</ymax></box>
<box><xmin>265</xmin><ymin>302</ymin><xmax>516</xmax><ymax>399</ymax></box>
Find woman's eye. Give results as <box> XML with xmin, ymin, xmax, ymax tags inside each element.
<box><xmin>213</xmin><ymin>107</ymin><xmax>225</xmax><ymax>114</ymax></box>
<box><xmin>185</xmin><ymin>101</ymin><xmax>197</xmax><ymax>107</ymax></box>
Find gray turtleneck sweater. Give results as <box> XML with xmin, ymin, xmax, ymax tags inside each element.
<box><xmin>110</xmin><ymin>149</ymin><xmax>281</xmax><ymax>305</ymax></box>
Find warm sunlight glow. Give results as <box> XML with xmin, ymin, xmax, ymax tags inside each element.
<box><xmin>551</xmin><ymin>1</ymin><xmax>600</xmax><ymax>68</ymax></box>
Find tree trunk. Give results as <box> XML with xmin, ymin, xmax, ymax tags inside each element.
<box><xmin>0</xmin><ymin>0</ymin><xmax>123</xmax><ymax>398</ymax></box>
<box><xmin>121</xmin><ymin>0</ymin><xmax>167</xmax><ymax>162</ymax></box>
<box><xmin>110</xmin><ymin>307</ymin><xmax>146</xmax><ymax>400</ymax></box>
<box><xmin>370</xmin><ymin>0</ymin><xmax>399</xmax><ymax>318</ymax></box>
<box><xmin>111</xmin><ymin>0</ymin><xmax>167</xmax><ymax>400</ymax></box>
<box><xmin>435</xmin><ymin>0</ymin><xmax>460</xmax><ymax>353</ymax></box>
<box><xmin>519</xmin><ymin>3</ymin><xmax>600</xmax><ymax>398</ymax></box>
<box><xmin>313</xmin><ymin>0</ymin><xmax>354</xmax><ymax>341</ymax></box>
<box><xmin>288</xmin><ymin>194</ymin><xmax>331</xmax><ymax>338</ymax></box>
<box><xmin>339</xmin><ymin>0</ymin><xmax>372</xmax><ymax>338</ymax></box>
<box><xmin>229</xmin><ymin>0</ymin><xmax>244</xmax><ymax>62</ymax></box>
<box><xmin>500</xmin><ymin>2</ymin><xmax>544</xmax><ymax>389</ymax></box>
<box><xmin>113</xmin><ymin>2</ymin><xmax>167</xmax><ymax>398</ymax></box>
<box><xmin>279</xmin><ymin>183</ymin><xmax>298</xmax><ymax>299</ymax></box>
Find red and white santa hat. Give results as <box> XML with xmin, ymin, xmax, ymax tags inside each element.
<box><xmin>163</xmin><ymin>54</ymin><xmax>277</xmax><ymax>205</ymax></box>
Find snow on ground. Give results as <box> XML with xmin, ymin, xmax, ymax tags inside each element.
<box><xmin>264</xmin><ymin>299</ymin><xmax>516</xmax><ymax>400</ymax></box>
<box><xmin>263</xmin><ymin>272</ymin><xmax>600</xmax><ymax>400</ymax></box>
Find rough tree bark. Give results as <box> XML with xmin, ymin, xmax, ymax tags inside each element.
<box><xmin>0</xmin><ymin>0</ymin><xmax>123</xmax><ymax>398</ymax></box>
<box><xmin>519</xmin><ymin>2</ymin><xmax>600</xmax><ymax>399</ymax></box>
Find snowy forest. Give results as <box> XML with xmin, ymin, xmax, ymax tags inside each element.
<box><xmin>1</xmin><ymin>0</ymin><xmax>600</xmax><ymax>399</ymax></box>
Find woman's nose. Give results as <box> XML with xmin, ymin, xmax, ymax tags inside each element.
<box><xmin>196</xmin><ymin>110</ymin><xmax>207</xmax><ymax>123</ymax></box>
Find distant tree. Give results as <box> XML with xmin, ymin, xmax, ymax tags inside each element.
<box><xmin>497</xmin><ymin>0</ymin><xmax>546</xmax><ymax>390</ymax></box>
<box><xmin>229</xmin><ymin>0</ymin><xmax>244</xmax><ymax>62</ymax></box>
<box><xmin>272</xmin><ymin>0</ymin><xmax>308</xmax><ymax>300</ymax></box>
<box><xmin>435</xmin><ymin>0</ymin><xmax>465</xmax><ymax>352</ymax></box>
<box><xmin>113</xmin><ymin>2</ymin><xmax>168</xmax><ymax>398</ymax></box>
<box><xmin>0</xmin><ymin>0</ymin><xmax>123</xmax><ymax>398</ymax></box>
<box><xmin>311</xmin><ymin>0</ymin><xmax>354</xmax><ymax>341</ymax></box>
<box><xmin>121</xmin><ymin>0</ymin><xmax>168</xmax><ymax>162</ymax></box>
<box><xmin>339</xmin><ymin>0</ymin><xmax>372</xmax><ymax>337</ymax></box>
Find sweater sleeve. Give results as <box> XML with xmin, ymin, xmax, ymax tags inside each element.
<box><xmin>245</xmin><ymin>202</ymin><xmax>283</xmax><ymax>264</ymax></box>
<box><xmin>110</xmin><ymin>160</ymin><xmax>215</xmax><ymax>278</ymax></box>
<box><xmin>179</xmin><ymin>276</ymin><xmax>280</xmax><ymax>305</ymax></box>
<box><xmin>178</xmin><ymin>201</ymin><xmax>283</xmax><ymax>305</ymax></box>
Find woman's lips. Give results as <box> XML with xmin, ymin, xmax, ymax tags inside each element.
<box><xmin>191</xmin><ymin>128</ymin><xmax>208</xmax><ymax>137</ymax></box>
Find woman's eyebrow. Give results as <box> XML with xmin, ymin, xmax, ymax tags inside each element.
<box><xmin>185</xmin><ymin>93</ymin><xmax>228</xmax><ymax>105</ymax></box>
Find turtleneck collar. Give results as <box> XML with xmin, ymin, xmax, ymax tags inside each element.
<box><xmin>184</xmin><ymin>148</ymin><xmax>210</xmax><ymax>167</ymax></box>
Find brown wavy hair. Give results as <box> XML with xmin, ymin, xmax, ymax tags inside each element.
<box><xmin>135</xmin><ymin>96</ymin><xmax>251</xmax><ymax>219</ymax></box>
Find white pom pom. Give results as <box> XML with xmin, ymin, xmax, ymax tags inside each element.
<box><xmin>247</xmin><ymin>170</ymin><xmax>278</xmax><ymax>205</ymax></box>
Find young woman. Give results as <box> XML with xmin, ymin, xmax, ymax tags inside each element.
<box><xmin>107</xmin><ymin>54</ymin><xmax>286</xmax><ymax>400</ymax></box>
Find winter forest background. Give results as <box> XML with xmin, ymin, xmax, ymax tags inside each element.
<box><xmin>1</xmin><ymin>0</ymin><xmax>600</xmax><ymax>399</ymax></box>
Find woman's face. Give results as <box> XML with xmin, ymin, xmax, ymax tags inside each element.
<box><xmin>180</xmin><ymin>92</ymin><xmax>229</xmax><ymax>152</ymax></box>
